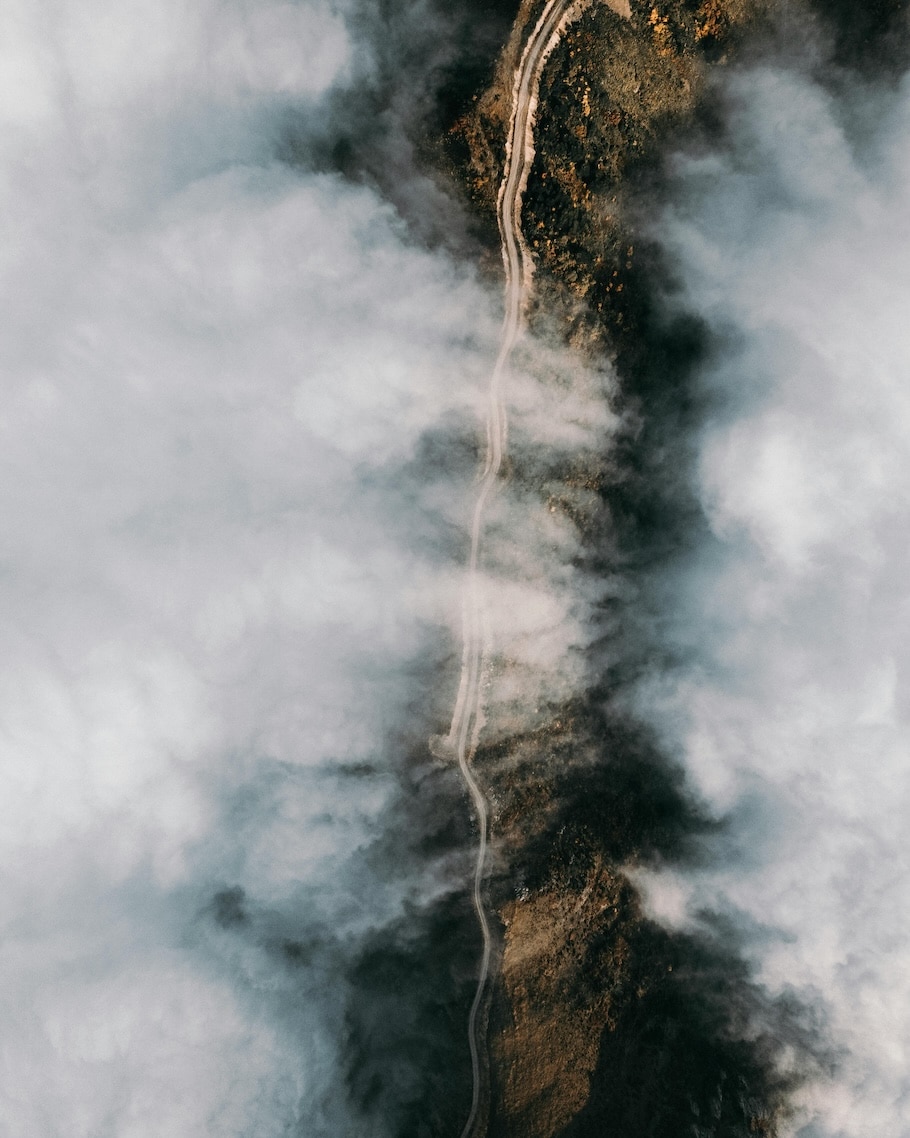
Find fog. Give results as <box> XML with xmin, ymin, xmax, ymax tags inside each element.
<box><xmin>0</xmin><ymin>0</ymin><xmax>619</xmax><ymax>1133</ymax></box>
<box><xmin>0</xmin><ymin>1</ymin><xmax>480</xmax><ymax>1132</ymax></box>
<box><xmin>632</xmin><ymin>50</ymin><xmax>910</xmax><ymax>1138</ymax></box>
<box><xmin>12</xmin><ymin>0</ymin><xmax>909</xmax><ymax>1133</ymax></box>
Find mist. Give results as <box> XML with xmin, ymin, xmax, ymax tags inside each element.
<box><xmin>0</xmin><ymin>0</ymin><xmax>629</xmax><ymax>1133</ymax></box>
<box><xmin>13</xmin><ymin>0</ymin><xmax>907</xmax><ymax>1132</ymax></box>
<box><xmin>631</xmin><ymin>36</ymin><xmax>910</xmax><ymax>1138</ymax></box>
<box><xmin>0</xmin><ymin>1</ymin><xmax>486</xmax><ymax>1132</ymax></box>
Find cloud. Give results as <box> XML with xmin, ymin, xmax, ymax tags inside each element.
<box><xmin>632</xmin><ymin>54</ymin><xmax>910</xmax><ymax>1137</ymax></box>
<box><xmin>0</xmin><ymin>0</ymin><xmax>628</xmax><ymax>1132</ymax></box>
<box><xmin>0</xmin><ymin>1</ymin><xmax>505</xmax><ymax>1132</ymax></box>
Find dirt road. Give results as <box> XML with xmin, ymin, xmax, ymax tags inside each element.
<box><xmin>447</xmin><ymin>2</ymin><xmax>597</xmax><ymax>1134</ymax></box>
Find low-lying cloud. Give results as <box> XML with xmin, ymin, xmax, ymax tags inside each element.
<box><xmin>0</xmin><ymin>0</ymin><xmax>623</xmax><ymax>1133</ymax></box>
<box><xmin>0</xmin><ymin>1</ymin><xmax>492</xmax><ymax>1132</ymax></box>
<box><xmin>633</xmin><ymin>45</ymin><xmax>910</xmax><ymax>1138</ymax></box>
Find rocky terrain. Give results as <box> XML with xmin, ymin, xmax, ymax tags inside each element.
<box><xmin>442</xmin><ymin>2</ymin><xmax>836</xmax><ymax>1135</ymax></box>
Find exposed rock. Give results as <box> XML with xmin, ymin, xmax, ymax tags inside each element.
<box><xmin>494</xmin><ymin>859</ymin><xmax>630</xmax><ymax>1138</ymax></box>
<box><xmin>445</xmin><ymin>2</ymin><xmax>823</xmax><ymax>1136</ymax></box>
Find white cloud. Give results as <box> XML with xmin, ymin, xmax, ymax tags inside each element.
<box><xmin>636</xmin><ymin>62</ymin><xmax>910</xmax><ymax>1136</ymax></box>
<box><xmin>0</xmin><ymin>0</ymin><xmax>623</xmax><ymax>1129</ymax></box>
<box><xmin>0</xmin><ymin>0</ymin><xmax>501</xmax><ymax>1131</ymax></box>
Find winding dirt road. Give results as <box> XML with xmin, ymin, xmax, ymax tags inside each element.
<box><xmin>447</xmin><ymin>2</ymin><xmax>597</xmax><ymax>1135</ymax></box>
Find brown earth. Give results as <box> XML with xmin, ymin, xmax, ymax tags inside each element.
<box><xmin>446</xmin><ymin>2</ymin><xmax>804</xmax><ymax>1136</ymax></box>
<box><xmin>493</xmin><ymin>859</ymin><xmax>631</xmax><ymax>1138</ymax></box>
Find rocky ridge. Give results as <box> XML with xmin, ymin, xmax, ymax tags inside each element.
<box><xmin>447</xmin><ymin>3</ymin><xmax>818</xmax><ymax>1137</ymax></box>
